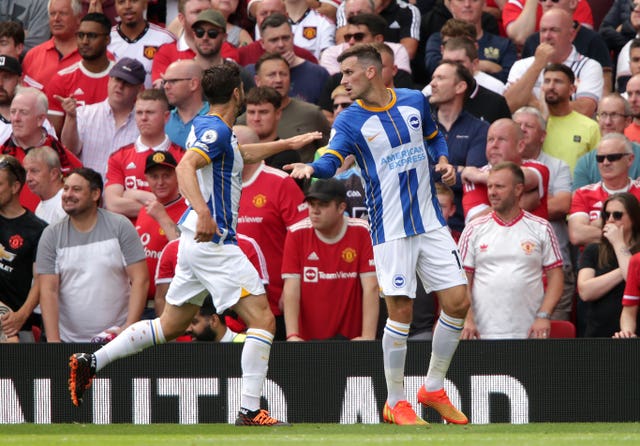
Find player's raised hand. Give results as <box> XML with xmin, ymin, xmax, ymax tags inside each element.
<box><xmin>283</xmin><ymin>131</ymin><xmax>323</xmax><ymax>151</ymax></box>
<box><xmin>284</xmin><ymin>162</ymin><xmax>315</xmax><ymax>179</ymax></box>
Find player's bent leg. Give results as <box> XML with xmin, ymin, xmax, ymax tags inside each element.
<box><xmin>232</xmin><ymin>294</ymin><xmax>289</xmax><ymax>426</ymax></box>
<box><xmin>418</xmin><ymin>284</ymin><xmax>469</xmax><ymax>424</ymax></box>
<box><xmin>69</xmin><ymin>304</ymin><xmax>199</xmax><ymax>407</ymax></box>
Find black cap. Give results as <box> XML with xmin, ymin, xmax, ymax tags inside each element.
<box><xmin>144</xmin><ymin>151</ymin><xmax>178</xmax><ymax>173</ymax></box>
<box><xmin>109</xmin><ymin>57</ymin><xmax>146</xmax><ymax>85</ymax></box>
<box><xmin>305</xmin><ymin>178</ymin><xmax>347</xmax><ymax>202</ymax></box>
<box><xmin>0</xmin><ymin>55</ymin><xmax>21</xmax><ymax>76</ymax></box>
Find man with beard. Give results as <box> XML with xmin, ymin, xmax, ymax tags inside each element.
<box><xmin>185</xmin><ymin>295</ymin><xmax>246</xmax><ymax>342</ymax></box>
<box><xmin>38</xmin><ymin>167</ymin><xmax>149</xmax><ymax>342</ymax></box>
<box><xmin>45</xmin><ymin>13</ymin><xmax>115</xmax><ymax>136</ymax></box>
<box><xmin>459</xmin><ymin>161</ymin><xmax>563</xmax><ymax>339</ymax></box>
<box><xmin>541</xmin><ymin>63</ymin><xmax>600</xmax><ymax>173</ymax></box>
<box><xmin>108</xmin><ymin>0</ymin><xmax>175</xmax><ymax>88</ymax></box>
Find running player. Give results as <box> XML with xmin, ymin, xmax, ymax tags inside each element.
<box><xmin>68</xmin><ymin>61</ymin><xmax>321</xmax><ymax>426</ymax></box>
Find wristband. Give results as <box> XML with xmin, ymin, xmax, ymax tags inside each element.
<box><xmin>286</xmin><ymin>333</ymin><xmax>300</xmax><ymax>340</ymax></box>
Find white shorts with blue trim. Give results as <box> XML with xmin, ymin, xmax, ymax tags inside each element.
<box><xmin>165</xmin><ymin>230</ymin><xmax>265</xmax><ymax>312</ymax></box>
<box><xmin>373</xmin><ymin>226</ymin><xmax>467</xmax><ymax>298</ymax></box>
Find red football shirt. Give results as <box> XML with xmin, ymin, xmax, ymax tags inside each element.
<box><xmin>136</xmin><ymin>196</ymin><xmax>188</xmax><ymax>299</ymax></box>
<box><xmin>237</xmin><ymin>164</ymin><xmax>307</xmax><ymax>316</ymax></box>
<box><xmin>22</xmin><ymin>38</ymin><xmax>82</xmax><ymax>91</ymax></box>
<box><xmin>45</xmin><ymin>61</ymin><xmax>114</xmax><ymax>115</ymax></box>
<box><xmin>623</xmin><ymin>253</ymin><xmax>640</xmax><ymax>307</ymax></box>
<box><xmin>281</xmin><ymin>218</ymin><xmax>376</xmax><ymax>340</ymax></box>
<box><xmin>570</xmin><ymin>181</ymin><xmax>640</xmax><ymax>222</ymax></box>
<box><xmin>502</xmin><ymin>0</ymin><xmax>593</xmax><ymax>31</ymax></box>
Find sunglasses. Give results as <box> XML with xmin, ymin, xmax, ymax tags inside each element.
<box><xmin>539</xmin><ymin>0</ymin><xmax>560</xmax><ymax>3</ymax></box>
<box><xmin>333</xmin><ymin>102</ymin><xmax>352</xmax><ymax>110</ymax></box>
<box><xmin>75</xmin><ymin>31</ymin><xmax>109</xmax><ymax>40</ymax></box>
<box><xmin>602</xmin><ymin>210</ymin><xmax>625</xmax><ymax>221</ymax></box>
<box><xmin>194</xmin><ymin>28</ymin><xmax>221</xmax><ymax>39</ymax></box>
<box><xmin>595</xmin><ymin>153</ymin><xmax>629</xmax><ymax>163</ymax></box>
<box><xmin>344</xmin><ymin>32</ymin><xmax>367</xmax><ymax>42</ymax></box>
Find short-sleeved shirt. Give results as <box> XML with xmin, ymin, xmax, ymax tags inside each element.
<box><xmin>281</xmin><ymin>217</ymin><xmax>376</xmax><ymax>340</ymax></box>
<box><xmin>507</xmin><ymin>47</ymin><xmax>604</xmax><ymax>107</ymax></box>
<box><xmin>22</xmin><ymin>38</ymin><xmax>82</xmax><ymax>91</ymax></box>
<box><xmin>463</xmin><ymin>160</ymin><xmax>550</xmax><ymax>222</ymax></box>
<box><xmin>108</xmin><ymin>22</ymin><xmax>176</xmax><ymax>88</ymax></box>
<box><xmin>542</xmin><ymin>110</ymin><xmax>600</xmax><ymax>173</ymax></box>
<box><xmin>36</xmin><ymin>208</ymin><xmax>146</xmax><ymax>342</ymax></box>
<box><xmin>459</xmin><ymin>210</ymin><xmax>563</xmax><ymax>339</ymax></box>
<box><xmin>237</xmin><ymin>163</ymin><xmax>307</xmax><ymax>316</ymax></box>
<box><xmin>45</xmin><ymin>61</ymin><xmax>115</xmax><ymax>116</ymax></box>
<box><xmin>136</xmin><ymin>196</ymin><xmax>188</xmax><ymax>299</ymax></box>
<box><xmin>310</xmin><ymin>88</ymin><xmax>449</xmax><ymax>245</ymax></box>
<box><xmin>623</xmin><ymin>253</ymin><xmax>640</xmax><ymax>307</ymax></box>
<box><xmin>502</xmin><ymin>0</ymin><xmax>593</xmax><ymax>31</ymax></box>
<box><xmin>290</xmin><ymin>8</ymin><xmax>335</xmax><ymax>60</ymax></box>
<box><xmin>569</xmin><ymin>180</ymin><xmax>640</xmax><ymax>222</ymax></box>
<box><xmin>105</xmin><ymin>137</ymin><xmax>185</xmax><ymax>192</ymax></box>
<box><xmin>0</xmin><ymin>210</ymin><xmax>47</xmax><ymax>315</ymax></box>
<box><xmin>379</xmin><ymin>0</ymin><xmax>421</xmax><ymax>43</ymax></box>
<box><xmin>166</xmin><ymin>101</ymin><xmax>210</xmax><ymax>149</ymax></box>
<box><xmin>180</xmin><ymin>114</ymin><xmax>242</xmax><ymax>244</ymax></box>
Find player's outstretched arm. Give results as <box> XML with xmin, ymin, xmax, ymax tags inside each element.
<box><xmin>284</xmin><ymin>163</ymin><xmax>315</xmax><ymax>179</ymax></box>
<box><xmin>241</xmin><ymin>131</ymin><xmax>323</xmax><ymax>164</ymax></box>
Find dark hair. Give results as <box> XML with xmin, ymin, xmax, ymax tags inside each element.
<box><xmin>260</xmin><ymin>12</ymin><xmax>290</xmax><ymax>34</ymax></box>
<box><xmin>598</xmin><ymin>193</ymin><xmax>640</xmax><ymax>268</ymax></box>
<box><xmin>443</xmin><ymin>36</ymin><xmax>478</xmax><ymax>61</ymax></box>
<box><xmin>347</xmin><ymin>13</ymin><xmax>388</xmax><ymax>36</ymax></box>
<box><xmin>245</xmin><ymin>86</ymin><xmax>282</xmax><ymax>109</ymax></box>
<box><xmin>370</xmin><ymin>42</ymin><xmax>393</xmax><ymax>59</ymax></box>
<box><xmin>69</xmin><ymin>167</ymin><xmax>103</xmax><ymax>205</ymax></box>
<box><xmin>0</xmin><ymin>21</ymin><xmax>25</xmax><ymax>45</ymax></box>
<box><xmin>438</xmin><ymin>59</ymin><xmax>476</xmax><ymax>101</ymax></box>
<box><xmin>337</xmin><ymin>43</ymin><xmax>382</xmax><ymax>70</ymax></box>
<box><xmin>201</xmin><ymin>61</ymin><xmax>242</xmax><ymax>105</ymax></box>
<box><xmin>137</xmin><ymin>88</ymin><xmax>169</xmax><ymax>110</ymax></box>
<box><xmin>199</xmin><ymin>295</ymin><xmax>218</xmax><ymax>317</ymax></box>
<box><xmin>490</xmin><ymin>161</ymin><xmax>525</xmax><ymax>185</ymax></box>
<box><xmin>80</xmin><ymin>12</ymin><xmax>111</xmax><ymax>34</ymax></box>
<box><xmin>630</xmin><ymin>38</ymin><xmax>640</xmax><ymax>53</ymax></box>
<box><xmin>543</xmin><ymin>63</ymin><xmax>575</xmax><ymax>85</ymax></box>
<box><xmin>441</xmin><ymin>19</ymin><xmax>477</xmax><ymax>40</ymax></box>
<box><xmin>255</xmin><ymin>52</ymin><xmax>289</xmax><ymax>74</ymax></box>
<box><xmin>0</xmin><ymin>155</ymin><xmax>26</xmax><ymax>190</ymax></box>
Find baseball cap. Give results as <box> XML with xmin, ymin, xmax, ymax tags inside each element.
<box><xmin>109</xmin><ymin>57</ymin><xmax>145</xmax><ymax>85</ymax></box>
<box><xmin>144</xmin><ymin>151</ymin><xmax>178</xmax><ymax>173</ymax></box>
<box><xmin>192</xmin><ymin>9</ymin><xmax>227</xmax><ymax>30</ymax></box>
<box><xmin>0</xmin><ymin>55</ymin><xmax>21</xmax><ymax>76</ymax></box>
<box><xmin>305</xmin><ymin>178</ymin><xmax>347</xmax><ymax>203</ymax></box>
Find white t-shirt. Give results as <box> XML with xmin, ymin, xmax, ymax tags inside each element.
<box><xmin>290</xmin><ymin>8</ymin><xmax>335</xmax><ymax>59</ymax></box>
<box><xmin>35</xmin><ymin>187</ymin><xmax>66</xmax><ymax>224</ymax></box>
<box><xmin>459</xmin><ymin>210</ymin><xmax>563</xmax><ymax>339</ymax></box>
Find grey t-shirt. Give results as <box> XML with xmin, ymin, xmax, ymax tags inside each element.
<box><xmin>36</xmin><ymin>208</ymin><xmax>145</xmax><ymax>342</ymax></box>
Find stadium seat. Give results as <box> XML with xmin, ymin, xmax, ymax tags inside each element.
<box><xmin>549</xmin><ymin>320</ymin><xmax>576</xmax><ymax>338</ymax></box>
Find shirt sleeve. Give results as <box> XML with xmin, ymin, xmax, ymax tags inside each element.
<box><xmin>281</xmin><ymin>229</ymin><xmax>303</xmax><ymax>278</ymax></box>
<box><xmin>117</xmin><ymin>215</ymin><xmax>147</xmax><ymax>265</ymax></box>
<box><xmin>155</xmin><ymin>240</ymin><xmax>178</xmax><ymax>284</ymax></box>
<box><xmin>35</xmin><ymin>224</ymin><xmax>59</xmax><ymax>275</ymax></box>
<box><xmin>623</xmin><ymin>253</ymin><xmax>640</xmax><ymax>306</ymax></box>
<box><xmin>44</xmin><ymin>74</ymin><xmax>65</xmax><ymax>115</ymax></box>
<box><xmin>575</xmin><ymin>58</ymin><xmax>604</xmax><ymax>102</ymax></box>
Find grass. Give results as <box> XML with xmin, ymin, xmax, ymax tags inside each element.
<box><xmin>0</xmin><ymin>423</ymin><xmax>639</xmax><ymax>446</ymax></box>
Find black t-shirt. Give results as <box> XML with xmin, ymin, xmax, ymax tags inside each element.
<box><xmin>0</xmin><ymin>209</ymin><xmax>47</xmax><ymax>313</ymax></box>
<box><xmin>464</xmin><ymin>84</ymin><xmax>512</xmax><ymax>124</ymax></box>
<box><xmin>578</xmin><ymin>243</ymin><xmax>627</xmax><ymax>337</ymax></box>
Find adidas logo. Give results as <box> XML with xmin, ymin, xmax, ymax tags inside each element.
<box><xmin>126</xmin><ymin>162</ymin><xmax>136</xmax><ymax>169</ymax></box>
<box><xmin>73</xmin><ymin>88</ymin><xmax>84</xmax><ymax>96</ymax></box>
<box><xmin>307</xmin><ymin>252</ymin><xmax>319</xmax><ymax>261</ymax></box>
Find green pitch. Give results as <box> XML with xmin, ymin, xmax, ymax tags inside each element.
<box><xmin>1</xmin><ymin>423</ymin><xmax>639</xmax><ymax>446</ymax></box>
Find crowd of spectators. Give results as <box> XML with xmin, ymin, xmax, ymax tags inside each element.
<box><xmin>2</xmin><ymin>0</ymin><xmax>640</xmax><ymax>343</ymax></box>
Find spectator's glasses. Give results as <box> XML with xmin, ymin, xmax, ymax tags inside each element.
<box><xmin>595</xmin><ymin>153</ymin><xmax>630</xmax><ymax>163</ymax></box>
<box><xmin>539</xmin><ymin>0</ymin><xmax>560</xmax><ymax>3</ymax></box>
<box><xmin>333</xmin><ymin>102</ymin><xmax>352</xmax><ymax>110</ymax></box>
<box><xmin>344</xmin><ymin>32</ymin><xmax>367</xmax><ymax>42</ymax></box>
<box><xmin>194</xmin><ymin>28</ymin><xmax>221</xmax><ymax>39</ymax></box>
<box><xmin>161</xmin><ymin>78</ymin><xmax>191</xmax><ymax>87</ymax></box>
<box><xmin>596</xmin><ymin>112</ymin><xmax>627</xmax><ymax>120</ymax></box>
<box><xmin>602</xmin><ymin>210</ymin><xmax>625</xmax><ymax>221</ymax></box>
<box><xmin>75</xmin><ymin>32</ymin><xmax>109</xmax><ymax>40</ymax></box>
